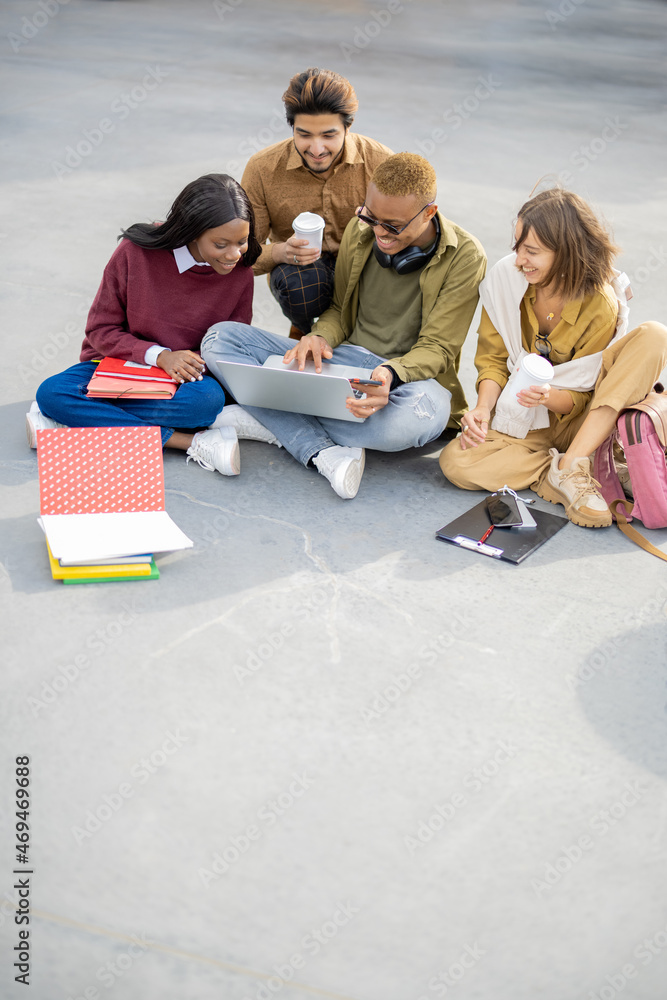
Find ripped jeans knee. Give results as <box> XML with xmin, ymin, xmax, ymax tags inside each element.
<box><xmin>378</xmin><ymin>381</ymin><xmax>451</xmax><ymax>450</ymax></box>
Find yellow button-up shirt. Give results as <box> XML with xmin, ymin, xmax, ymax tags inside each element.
<box><xmin>241</xmin><ymin>133</ymin><xmax>392</xmax><ymax>275</ymax></box>
<box><xmin>475</xmin><ymin>282</ymin><xmax>618</xmax><ymax>422</ymax></box>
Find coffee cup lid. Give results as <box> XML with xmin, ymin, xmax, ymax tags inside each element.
<box><xmin>292</xmin><ymin>212</ymin><xmax>325</xmax><ymax>232</ymax></box>
<box><xmin>522</xmin><ymin>354</ymin><xmax>554</xmax><ymax>379</ymax></box>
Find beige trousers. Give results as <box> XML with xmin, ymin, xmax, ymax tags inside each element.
<box><xmin>439</xmin><ymin>322</ymin><xmax>667</xmax><ymax>492</ymax></box>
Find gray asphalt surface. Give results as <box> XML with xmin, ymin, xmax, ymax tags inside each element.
<box><xmin>1</xmin><ymin>1</ymin><xmax>667</xmax><ymax>998</ymax></box>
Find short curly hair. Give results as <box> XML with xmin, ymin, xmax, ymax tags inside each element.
<box><xmin>371</xmin><ymin>153</ymin><xmax>437</xmax><ymax>201</ymax></box>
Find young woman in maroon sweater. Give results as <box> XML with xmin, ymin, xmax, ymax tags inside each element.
<box><xmin>30</xmin><ymin>174</ymin><xmax>261</xmax><ymax>475</ymax></box>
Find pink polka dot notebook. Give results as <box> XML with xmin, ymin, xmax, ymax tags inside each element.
<box><xmin>38</xmin><ymin>426</ymin><xmax>165</xmax><ymax>515</ymax></box>
<box><xmin>37</xmin><ymin>427</ymin><xmax>192</xmax><ymax>564</ymax></box>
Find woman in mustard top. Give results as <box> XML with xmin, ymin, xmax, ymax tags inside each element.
<box><xmin>440</xmin><ymin>188</ymin><xmax>667</xmax><ymax>527</ymax></box>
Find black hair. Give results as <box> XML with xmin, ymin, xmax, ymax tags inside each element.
<box><xmin>282</xmin><ymin>68</ymin><xmax>358</xmax><ymax>129</ymax></box>
<box><xmin>120</xmin><ymin>174</ymin><xmax>262</xmax><ymax>267</ymax></box>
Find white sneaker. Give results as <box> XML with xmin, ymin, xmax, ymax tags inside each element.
<box><xmin>313</xmin><ymin>445</ymin><xmax>365</xmax><ymax>499</ymax></box>
<box><xmin>209</xmin><ymin>404</ymin><xmax>280</xmax><ymax>446</ymax></box>
<box><xmin>536</xmin><ymin>448</ymin><xmax>611</xmax><ymax>527</ymax></box>
<box><xmin>26</xmin><ymin>401</ymin><xmax>65</xmax><ymax>449</ymax></box>
<box><xmin>186</xmin><ymin>427</ymin><xmax>240</xmax><ymax>476</ymax></box>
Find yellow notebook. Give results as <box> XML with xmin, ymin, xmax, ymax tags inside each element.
<box><xmin>45</xmin><ymin>541</ymin><xmax>153</xmax><ymax>581</ymax></box>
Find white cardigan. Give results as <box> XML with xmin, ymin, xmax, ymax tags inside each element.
<box><xmin>479</xmin><ymin>254</ymin><xmax>630</xmax><ymax>439</ymax></box>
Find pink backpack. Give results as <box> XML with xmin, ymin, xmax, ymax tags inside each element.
<box><xmin>594</xmin><ymin>384</ymin><xmax>667</xmax><ymax>559</ymax></box>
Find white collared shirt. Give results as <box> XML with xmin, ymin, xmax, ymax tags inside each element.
<box><xmin>172</xmin><ymin>244</ymin><xmax>211</xmax><ymax>275</ymax></box>
<box><xmin>144</xmin><ymin>247</ymin><xmax>211</xmax><ymax>365</ymax></box>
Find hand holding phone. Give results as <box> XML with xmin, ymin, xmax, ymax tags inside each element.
<box><xmin>346</xmin><ymin>365</ymin><xmax>392</xmax><ymax>418</ymax></box>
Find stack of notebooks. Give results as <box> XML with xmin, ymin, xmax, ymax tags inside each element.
<box><xmin>87</xmin><ymin>357</ymin><xmax>178</xmax><ymax>399</ymax></box>
<box><xmin>36</xmin><ymin>426</ymin><xmax>193</xmax><ymax>584</ymax></box>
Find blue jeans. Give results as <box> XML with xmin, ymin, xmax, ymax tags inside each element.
<box><xmin>201</xmin><ymin>323</ymin><xmax>451</xmax><ymax>467</ymax></box>
<box><xmin>36</xmin><ymin>362</ymin><xmax>226</xmax><ymax>447</ymax></box>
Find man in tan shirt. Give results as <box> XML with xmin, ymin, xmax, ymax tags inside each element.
<box><xmin>241</xmin><ymin>67</ymin><xmax>391</xmax><ymax>336</ymax></box>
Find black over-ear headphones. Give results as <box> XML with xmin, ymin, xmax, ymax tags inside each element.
<box><xmin>372</xmin><ymin>213</ymin><xmax>441</xmax><ymax>275</ymax></box>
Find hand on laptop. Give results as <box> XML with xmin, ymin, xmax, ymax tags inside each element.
<box><xmin>346</xmin><ymin>365</ymin><xmax>392</xmax><ymax>418</ymax></box>
<box><xmin>283</xmin><ymin>335</ymin><xmax>333</xmax><ymax>373</ymax></box>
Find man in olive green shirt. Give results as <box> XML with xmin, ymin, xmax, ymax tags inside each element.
<box><xmin>202</xmin><ymin>153</ymin><xmax>486</xmax><ymax>499</ymax></box>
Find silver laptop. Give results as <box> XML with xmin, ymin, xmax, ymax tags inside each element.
<box><xmin>214</xmin><ymin>354</ymin><xmax>377</xmax><ymax>423</ymax></box>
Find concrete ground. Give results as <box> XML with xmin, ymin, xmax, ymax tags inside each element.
<box><xmin>1</xmin><ymin>0</ymin><xmax>667</xmax><ymax>998</ymax></box>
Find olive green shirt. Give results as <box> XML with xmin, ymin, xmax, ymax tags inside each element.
<box><xmin>313</xmin><ymin>213</ymin><xmax>487</xmax><ymax>425</ymax></box>
<box><xmin>350</xmin><ymin>252</ymin><xmax>424</xmax><ymax>357</ymax></box>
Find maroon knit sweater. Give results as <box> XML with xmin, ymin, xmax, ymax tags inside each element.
<box><xmin>79</xmin><ymin>239</ymin><xmax>254</xmax><ymax>362</ymax></box>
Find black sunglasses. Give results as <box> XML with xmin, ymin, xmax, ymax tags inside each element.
<box><xmin>535</xmin><ymin>332</ymin><xmax>552</xmax><ymax>360</ymax></box>
<box><xmin>357</xmin><ymin>201</ymin><xmax>434</xmax><ymax>237</ymax></box>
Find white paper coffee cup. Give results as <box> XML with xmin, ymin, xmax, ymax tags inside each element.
<box><xmin>292</xmin><ymin>212</ymin><xmax>325</xmax><ymax>252</ymax></box>
<box><xmin>511</xmin><ymin>354</ymin><xmax>554</xmax><ymax>396</ymax></box>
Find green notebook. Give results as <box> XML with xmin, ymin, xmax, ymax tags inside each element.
<box><xmin>62</xmin><ymin>561</ymin><xmax>160</xmax><ymax>584</ymax></box>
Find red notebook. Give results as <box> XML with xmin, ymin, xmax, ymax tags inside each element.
<box><xmin>95</xmin><ymin>357</ymin><xmax>177</xmax><ymax>383</ymax></box>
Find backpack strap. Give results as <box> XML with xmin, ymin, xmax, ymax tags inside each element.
<box><xmin>609</xmin><ymin>499</ymin><xmax>667</xmax><ymax>562</ymax></box>
<box><xmin>593</xmin><ymin>431</ymin><xmax>630</xmax><ymax>519</ymax></box>
<box><xmin>629</xmin><ymin>386</ymin><xmax>667</xmax><ymax>446</ymax></box>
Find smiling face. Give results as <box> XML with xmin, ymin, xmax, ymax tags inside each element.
<box><xmin>514</xmin><ymin>222</ymin><xmax>556</xmax><ymax>286</ymax></box>
<box><xmin>292</xmin><ymin>113</ymin><xmax>348</xmax><ymax>177</ymax></box>
<box><xmin>362</xmin><ymin>183</ymin><xmax>436</xmax><ymax>257</ymax></box>
<box><xmin>188</xmin><ymin>218</ymin><xmax>249</xmax><ymax>274</ymax></box>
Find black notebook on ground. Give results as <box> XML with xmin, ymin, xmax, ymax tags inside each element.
<box><xmin>435</xmin><ymin>497</ymin><xmax>568</xmax><ymax>564</ymax></box>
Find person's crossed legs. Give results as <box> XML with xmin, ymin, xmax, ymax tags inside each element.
<box><xmin>269</xmin><ymin>254</ymin><xmax>336</xmax><ymax>335</ymax></box>
<box><xmin>201</xmin><ymin>321</ymin><xmax>452</xmax><ymax>497</ymax></box>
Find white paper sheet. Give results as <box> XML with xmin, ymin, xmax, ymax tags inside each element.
<box><xmin>40</xmin><ymin>511</ymin><xmax>193</xmax><ymax>562</ymax></box>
